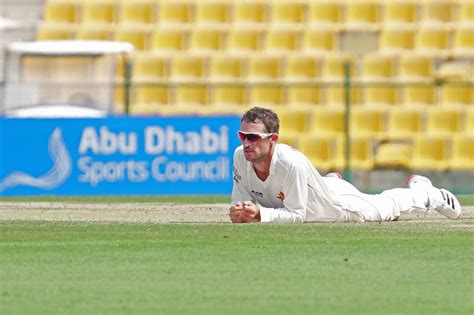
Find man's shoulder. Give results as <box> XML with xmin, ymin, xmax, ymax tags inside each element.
<box><xmin>276</xmin><ymin>143</ymin><xmax>306</xmax><ymax>163</ymax></box>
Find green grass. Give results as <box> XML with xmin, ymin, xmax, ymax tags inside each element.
<box><xmin>1</xmin><ymin>222</ymin><xmax>472</xmax><ymax>315</ymax></box>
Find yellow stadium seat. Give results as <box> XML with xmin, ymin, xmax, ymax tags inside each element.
<box><xmin>374</xmin><ymin>142</ymin><xmax>412</xmax><ymax>169</ymax></box>
<box><xmin>248</xmin><ymin>84</ymin><xmax>285</xmax><ymax>106</ymax></box>
<box><xmin>350</xmin><ymin>107</ymin><xmax>388</xmax><ymax>140</ymax></box>
<box><xmin>421</xmin><ymin>0</ymin><xmax>456</xmax><ymax>25</ymax></box>
<box><xmin>113</xmin><ymin>27</ymin><xmax>150</xmax><ymax>51</ymax></box>
<box><xmin>450</xmin><ymin>135</ymin><xmax>474</xmax><ymax>170</ymax></box>
<box><xmin>467</xmin><ymin>109</ymin><xmax>474</xmax><ymax>134</ymax></box>
<box><xmin>247</xmin><ymin>56</ymin><xmax>283</xmax><ymax>82</ymax></box>
<box><xmin>277</xmin><ymin>132</ymin><xmax>300</xmax><ymax>148</ymax></box>
<box><xmin>150</xmin><ymin>28</ymin><xmax>188</xmax><ymax>54</ymax></box>
<box><xmin>132</xmin><ymin>54</ymin><xmax>169</xmax><ymax>82</ymax></box>
<box><xmin>233</xmin><ymin>1</ymin><xmax>269</xmax><ymax>29</ymax></box>
<box><xmin>402</xmin><ymin>85</ymin><xmax>437</xmax><ymax>106</ymax></box>
<box><xmin>75</xmin><ymin>26</ymin><xmax>113</xmax><ymax>40</ymax></box>
<box><xmin>209</xmin><ymin>55</ymin><xmax>247</xmax><ymax>82</ymax></box>
<box><xmin>287</xmin><ymin>85</ymin><xmax>323</xmax><ymax>107</ymax></box>
<box><xmin>426</xmin><ymin>107</ymin><xmax>465</xmax><ymax>136</ymax></box>
<box><xmin>227</xmin><ymin>29</ymin><xmax>263</xmax><ymax>53</ymax></box>
<box><xmin>383</xmin><ymin>1</ymin><xmax>418</xmax><ymax>27</ymax></box>
<box><xmin>452</xmin><ymin>26</ymin><xmax>474</xmax><ymax>58</ymax></box>
<box><xmin>43</xmin><ymin>0</ymin><xmax>80</xmax><ymax>25</ymax></box>
<box><xmin>170</xmin><ymin>55</ymin><xmax>207</xmax><ymax>81</ymax></box>
<box><xmin>195</xmin><ymin>1</ymin><xmax>231</xmax><ymax>26</ymax></box>
<box><xmin>175</xmin><ymin>84</ymin><xmax>210</xmax><ymax>106</ymax></box>
<box><xmin>302</xmin><ymin>29</ymin><xmax>338</xmax><ymax>54</ymax></box>
<box><xmin>399</xmin><ymin>54</ymin><xmax>434</xmax><ymax>80</ymax></box>
<box><xmin>415</xmin><ymin>26</ymin><xmax>452</xmax><ymax>57</ymax></box>
<box><xmin>362</xmin><ymin>54</ymin><xmax>397</xmax><ymax>79</ymax></box>
<box><xmin>364</xmin><ymin>86</ymin><xmax>398</xmax><ymax>107</ymax></box>
<box><xmin>345</xmin><ymin>1</ymin><xmax>381</xmax><ymax>31</ymax></box>
<box><xmin>410</xmin><ymin>135</ymin><xmax>451</xmax><ymax>170</ymax></box>
<box><xmin>211</xmin><ymin>83</ymin><xmax>248</xmax><ymax>107</ymax></box>
<box><xmin>37</xmin><ymin>25</ymin><xmax>74</xmax><ymax>40</ymax></box>
<box><xmin>349</xmin><ymin>136</ymin><xmax>375</xmax><ymax>170</ymax></box>
<box><xmin>325</xmin><ymin>86</ymin><xmax>363</xmax><ymax>107</ymax></box>
<box><xmin>81</xmin><ymin>1</ymin><xmax>117</xmax><ymax>26</ymax></box>
<box><xmin>270</xmin><ymin>1</ymin><xmax>306</xmax><ymax>29</ymax></box>
<box><xmin>387</xmin><ymin>107</ymin><xmax>425</xmax><ymax>141</ymax></box>
<box><xmin>276</xmin><ymin>106</ymin><xmax>312</xmax><ymax>135</ymax></box>
<box><xmin>264</xmin><ymin>29</ymin><xmax>301</xmax><ymax>53</ymax></box>
<box><xmin>310</xmin><ymin>107</ymin><xmax>345</xmax><ymax>136</ymax></box>
<box><xmin>321</xmin><ymin>53</ymin><xmax>357</xmax><ymax>81</ymax></box>
<box><xmin>379</xmin><ymin>28</ymin><xmax>415</xmax><ymax>53</ymax></box>
<box><xmin>459</xmin><ymin>0</ymin><xmax>474</xmax><ymax>25</ymax></box>
<box><xmin>285</xmin><ymin>55</ymin><xmax>321</xmax><ymax>82</ymax></box>
<box><xmin>190</xmin><ymin>28</ymin><xmax>226</xmax><ymax>52</ymax></box>
<box><xmin>119</xmin><ymin>0</ymin><xmax>155</xmax><ymax>26</ymax></box>
<box><xmin>157</xmin><ymin>1</ymin><xmax>194</xmax><ymax>27</ymax></box>
<box><xmin>441</xmin><ymin>82</ymin><xmax>474</xmax><ymax>106</ymax></box>
<box><xmin>132</xmin><ymin>85</ymin><xmax>171</xmax><ymax>107</ymax></box>
<box><xmin>308</xmin><ymin>1</ymin><xmax>343</xmax><ymax>29</ymax></box>
<box><xmin>299</xmin><ymin>134</ymin><xmax>344</xmax><ymax>171</ymax></box>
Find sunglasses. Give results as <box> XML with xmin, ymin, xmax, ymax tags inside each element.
<box><xmin>237</xmin><ymin>131</ymin><xmax>274</xmax><ymax>142</ymax></box>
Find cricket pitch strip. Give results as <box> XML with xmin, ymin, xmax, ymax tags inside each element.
<box><xmin>0</xmin><ymin>202</ymin><xmax>473</xmax><ymax>226</ymax></box>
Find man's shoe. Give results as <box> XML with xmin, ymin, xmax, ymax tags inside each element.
<box><xmin>407</xmin><ymin>175</ymin><xmax>462</xmax><ymax>220</ymax></box>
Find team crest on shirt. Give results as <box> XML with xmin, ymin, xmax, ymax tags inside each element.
<box><xmin>277</xmin><ymin>191</ymin><xmax>285</xmax><ymax>201</ymax></box>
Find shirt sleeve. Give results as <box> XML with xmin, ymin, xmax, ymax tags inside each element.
<box><xmin>230</xmin><ymin>150</ymin><xmax>253</xmax><ymax>205</ymax></box>
<box><xmin>259</xmin><ymin>162</ymin><xmax>307</xmax><ymax>223</ymax></box>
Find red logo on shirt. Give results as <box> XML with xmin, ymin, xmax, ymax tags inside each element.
<box><xmin>277</xmin><ymin>191</ymin><xmax>285</xmax><ymax>201</ymax></box>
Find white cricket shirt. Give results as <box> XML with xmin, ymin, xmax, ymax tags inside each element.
<box><xmin>231</xmin><ymin>143</ymin><xmax>344</xmax><ymax>223</ymax></box>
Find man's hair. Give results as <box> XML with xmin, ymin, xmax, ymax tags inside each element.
<box><xmin>241</xmin><ymin>107</ymin><xmax>279</xmax><ymax>134</ymax></box>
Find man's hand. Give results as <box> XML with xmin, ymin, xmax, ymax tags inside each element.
<box><xmin>229</xmin><ymin>202</ymin><xmax>243</xmax><ymax>223</ymax></box>
<box><xmin>230</xmin><ymin>201</ymin><xmax>261</xmax><ymax>223</ymax></box>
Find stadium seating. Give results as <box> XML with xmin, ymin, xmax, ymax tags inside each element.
<box><xmin>209</xmin><ymin>55</ymin><xmax>247</xmax><ymax>82</ymax></box>
<box><xmin>232</xmin><ymin>1</ymin><xmax>269</xmax><ymax>29</ymax></box>
<box><xmin>350</xmin><ymin>107</ymin><xmax>388</xmax><ymax>140</ymax></box>
<box><xmin>374</xmin><ymin>142</ymin><xmax>412</xmax><ymax>169</ymax></box>
<box><xmin>189</xmin><ymin>28</ymin><xmax>226</xmax><ymax>52</ymax></box>
<box><xmin>210</xmin><ymin>83</ymin><xmax>248</xmax><ymax>108</ymax></box>
<box><xmin>387</xmin><ymin>107</ymin><xmax>425</xmax><ymax>141</ymax></box>
<box><xmin>349</xmin><ymin>136</ymin><xmax>375</xmax><ymax>170</ymax></box>
<box><xmin>264</xmin><ymin>29</ymin><xmax>301</xmax><ymax>53</ymax></box>
<box><xmin>310</xmin><ymin>106</ymin><xmax>345</xmax><ymax>136</ymax></box>
<box><xmin>170</xmin><ymin>55</ymin><xmax>207</xmax><ymax>81</ymax></box>
<box><xmin>345</xmin><ymin>0</ymin><xmax>381</xmax><ymax>31</ymax></box>
<box><xmin>307</xmin><ymin>1</ymin><xmax>343</xmax><ymax>28</ymax></box>
<box><xmin>450</xmin><ymin>134</ymin><xmax>474</xmax><ymax>170</ymax></box>
<box><xmin>302</xmin><ymin>29</ymin><xmax>339</xmax><ymax>54</ymax></box>
<box><xmin>119</xmin><ymin>1</ymin><xmax>155</xmax><ymax>26</ymax></box>
<box><xmin>150</xmin><ymin>28</ymin><xmax>188</xmax><ymax>54</ymax></box>
<box><xmin>34</xmin><ymin>0</ymin><xmax>474</xmax><ymax>171</ymax></box>
<box><xmin>410</xmin><ymin>135</ymin><xmax>451</xmax><ymax>171</ymax></box>
<box><xmin>383</xmin><ymin>1</ymin><xmax>418</xmax><ymax>27</ymax></box>
<box><xmin>156</xmin><ymin>1</ymin><xmax>194</xmax><ymax>28</ymax></box>
<box><xmin>426</xmin><ymin>107</ymin><xmax>465</xmax><ymax>136</ymax></box>
<box><xmin>299</xmin><ymin>134</ymin><xmax>344</xmax><ymax>171</ymax></box>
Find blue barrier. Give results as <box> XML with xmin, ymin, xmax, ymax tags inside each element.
<box><xmin>0</xmin><ymin>116</ymin><xmax>241</xmax><ymax>196</ymax></box>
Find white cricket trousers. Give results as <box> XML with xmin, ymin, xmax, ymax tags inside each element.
<box><xmin>323</xmin><ymin>177</ymin><xmax>429</xmax><ymax>222</ymax></box>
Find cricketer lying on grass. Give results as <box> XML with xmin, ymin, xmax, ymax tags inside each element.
<box><xmin>229</xmin><ymin>107</ymin><xmax>462</xmax><ymax>224</ymax></box>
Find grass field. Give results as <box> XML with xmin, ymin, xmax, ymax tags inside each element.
<box><xmin>1</xmin><ymin>196</ymin><xmax>473</xmax><ymax>315</ymax></box>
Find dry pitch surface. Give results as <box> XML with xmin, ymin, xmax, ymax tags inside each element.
<box><xmin>0</xmin><ymin>202</ymin><xmax>473</xmax><ymax>225</ymax></box>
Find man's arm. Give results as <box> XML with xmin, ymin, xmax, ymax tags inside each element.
<box><xmin>259</xmin><ymin>162</ymin><xmax>308</xmax><ymax>223</ymax></box>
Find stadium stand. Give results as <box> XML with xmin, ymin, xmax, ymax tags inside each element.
<box><xmin>28</xmin><ymin>0</ymin><xmax>474</xmax><ymax>172</ymax></box>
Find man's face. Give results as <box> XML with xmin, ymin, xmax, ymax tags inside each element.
<box><xmin>239</xmin><ymin>120</ymin><xmax>274</xmax><ymax>162</ymax></box>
